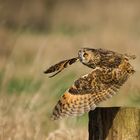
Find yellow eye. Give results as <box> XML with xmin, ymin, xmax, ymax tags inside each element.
<box><xmin>83</xmin><ymin>52</ymin><xmax>88</xmax><ymax>57</ymax></box>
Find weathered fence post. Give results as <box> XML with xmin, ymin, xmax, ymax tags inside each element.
<box><xmin>88</xmin><ymin>107</ymin><xmax>140</xmax><ymax>140</ymax></box>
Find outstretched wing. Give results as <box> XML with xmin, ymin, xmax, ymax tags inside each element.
<box><xmin>44</xmin><ymin>57</ymin><xmax>79</xmax><ymax>78</ymax></box>
<box><xmin>51</xmin><ymin>61</ymin><xmax>135</xmax><ymax>120</ymax></box>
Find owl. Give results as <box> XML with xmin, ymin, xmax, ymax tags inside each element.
<box><xmin>44</xmin><ymin>48</ymin><xmax>136</xmax><ymax>120</ymax></box>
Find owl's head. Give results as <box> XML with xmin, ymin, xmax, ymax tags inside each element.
<box><xmin>78</xmin><ymin>48</ymin><xmax>101</xmax><ymax>68</ymax></box>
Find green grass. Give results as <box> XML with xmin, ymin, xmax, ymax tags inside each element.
<box><xmin>128</xmin><ymin>89</ymin><xmax>140</xmax><ymax>106</ymax></box>
<box><xmin>0</xmin><ymin>30</ymin><xmax>139</xmax><ymax>139</ymax></box>
<box><xmin>7</xmin><ymin>77</ymin><xmax>42</xmax><ymax>94</ymax></box>
<box><xmin>0</xmin><ymin>71</ymin><xmax>4</xmax><ymax>90</ymax></box>
<box><xmin>49</xmin><ymin>72</ymin><xmax>77</xmax><ymax>97</ymax></box>
<box><xmin>0</xmin><ymin>1</ymin><xmax>140</xmax><ymax>139</ymax></box>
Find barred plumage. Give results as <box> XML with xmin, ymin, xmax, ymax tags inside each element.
<box><xmin>44</xmin><ymin>48</ymin><xmax>136</xmax><ymax>120</ymax></box>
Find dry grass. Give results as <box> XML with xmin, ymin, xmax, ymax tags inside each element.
<box><xmin>0</xmin><ymin>32</ymin><xmax>89</xmax><ymax>140</ymax></box>
<box><xmin>0</xmin><ymin>31</ymin><xmax>139</xmax><ymax>140</ymax></box>
<box><xmin>0</xmin><ymin>0</ymin><xmax>140</xmax><ymax>140</ymax></box>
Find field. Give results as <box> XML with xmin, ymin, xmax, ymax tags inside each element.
<box><xmin>0</xmin><ymin>0</ymin><xmax>140</xmax><ymax>140</ymax></box>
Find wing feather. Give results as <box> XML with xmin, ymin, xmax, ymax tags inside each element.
<box><xmin>51</xmin><ymin>61</ymin><xmax>135</xmax><ymax>120</ymax></box>
<box><xmin>44</xmin><ymin>57</ymin><xmax>79</xmax><ymax>78</ymax></box>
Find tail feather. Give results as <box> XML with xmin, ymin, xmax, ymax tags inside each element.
<box><xmin>124</xmin><ymin>54</ymin><xmax>136</xmax><ymax>60</ymax></box>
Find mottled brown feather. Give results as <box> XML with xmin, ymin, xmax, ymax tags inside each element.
<box><xmin>51</xmin><ymin>60</ymin><xmax>135</xmax><ymax>120</ymax></box>
<box><xmin>44</xmin><ymin>57</ymin><xmax>78</xmax><ymax>78</ymax></box>
<box><xmin>44</xmin><ymin>48</ymin><xmax>136</xmax><ymax>120</ymax></box>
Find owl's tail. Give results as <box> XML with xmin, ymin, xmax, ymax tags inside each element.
<box><xmin>124</xmin><ymin>54</ymin><xmax>136</xmax><ymax>60</ymax></box>
<box><xmin>51</xmin><ymin>92</ymin><xmax>96</xmax><ymax>120</ymax></box>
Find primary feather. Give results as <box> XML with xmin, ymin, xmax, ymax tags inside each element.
<box><xmin>51</xmin><ymin>60</ymin><xmax>135</xmax><ymax>120</ymax></box>
<box><xmin>44</xmin><ymin>48</ymin><xmax>136</xmax><ymax>120</ymax></box>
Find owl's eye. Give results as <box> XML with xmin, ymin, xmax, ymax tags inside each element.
<box><xmin>83</xmin><ymin>52</ymin><xmax>88</xmax><ymax>58</ymax></box>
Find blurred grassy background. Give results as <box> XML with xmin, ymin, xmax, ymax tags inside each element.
<box><xmin>0</xmin><ymin>0</ymin><xmax>140</xmax><ymax>139</ymax></box>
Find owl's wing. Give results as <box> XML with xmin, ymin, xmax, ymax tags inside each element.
<box><xmin>51</xmin><ymin>65</ymin><xmax>132</xmax><ymax>120</ymax></box>
<box><xmin>44</xmin><ymin>57</ymin><xmax>79</xmax><ymax>78</ymax></box>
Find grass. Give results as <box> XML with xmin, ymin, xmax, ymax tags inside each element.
<box><xmin>0</xmin><ymin>1</ymin><xmax>140</xmax><ymax>139</ymax></box>
<box><xmin>7</xmin><ymin>77</ymin><xmax>42</xmax><ymax>94</ymax></box>
<box><xmin>0</xmin><ymin>29</ymin><xmax>139</xmax><ymax>140</ymax></box>
<box><xmin>0</xmin><ymin>34</ymin><xmax>89</xmax><ymax>139</ymax></box>
<box><xmin>0</xmin><ymin>32</ymin><xmax>139</xmax><ymax>140</ymax></box>
<box><xmin>0</xmin><ymin>71</ymin><xmax>4</xmax><ymax>90</ymax></box>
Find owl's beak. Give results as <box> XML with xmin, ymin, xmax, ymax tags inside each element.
<box><xmin>78</xmin><ymin>49</ymin><xmax>85</xmax><ymax>62</ymax></box>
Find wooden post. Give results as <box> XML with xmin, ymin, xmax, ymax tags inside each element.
<box><xmin>88</xmin><ymin>107</ymin><xmax>140</xmax><ymax>140</ymax></box>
